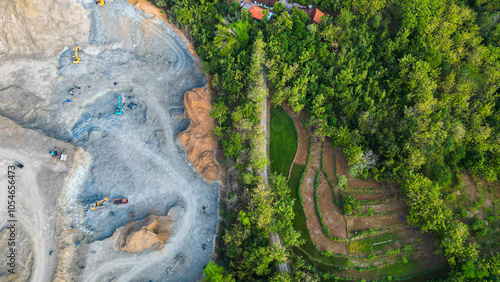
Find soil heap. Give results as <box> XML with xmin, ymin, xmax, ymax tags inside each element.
<box><xmin>178</xmin><ymin>87</ymin><xmax>219</xmax><ymax>183</ymax></box>
<box><xmin>115</xmin><ymin>215</ymin><xmax>174</xmax><ymax>253</ymax></box>
<box><xmin>127</xmin><ymin>0</ymin><xmax>167</xmax><ymax>21</ymax></box>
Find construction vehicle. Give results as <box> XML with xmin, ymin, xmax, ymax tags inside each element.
<box><xmin>115</xmin><ymin>95</ymin><xmax>123</xmax><ymax>115</ymax></box>
<box><xmin>113</xmin><ymin>198</ymin><xmax>128</xmax><ymax>205</ymax></box>
<box><xmin>50</xmin><ymin>148</ymin><xmax>68</xmax><ymax>161</ymax></box>
<box><xmin>96</xmin><ymin>0</ymin><xmax>105</xmax><ymax>5</ymax></box>
<box><xmin>73</xmin><ymin>47</ymin><xmax>81</xmax><ymax>64</ymax></box>
<box><xmin>90</xmin><ymin>197</ymin><xmax>108</xmax><ymax>210</ymax></box>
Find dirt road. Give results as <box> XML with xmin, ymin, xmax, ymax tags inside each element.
<box><xmin>0</xmin><ymin>117</ymin><xmax>79</xmax><ymax>282</ymax></box>
<box><xmin>0</xmin><ymin>149</ymin><xmax>51</xmax><ymax>282</ymax></box>
<box><xmin>0</xmin><ymin>0</ymin><xmax>218</xmax><ymax>281</ymax></box>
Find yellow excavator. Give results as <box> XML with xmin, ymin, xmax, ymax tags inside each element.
<box><xmin>90</xmin><ymin>197</ymin><xmax>108</xmax><ymax>210</ymax></box>
<box><xmin>96</xmin><ymin>0</ymin><xmax>105</xmax><ymax>6</ymax></box>
<box><xmin>72</xmin><ymin>46</ymin><xmax>81</xmax><ymax>64</ymax></box>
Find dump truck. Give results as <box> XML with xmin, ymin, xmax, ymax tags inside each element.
<box><xmin>113</xmin><ymin>198</ymin><xmax>128</xmax><ymax>205</ymax></box>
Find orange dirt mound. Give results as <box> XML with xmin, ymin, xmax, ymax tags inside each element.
<box><xmin>115</xmin><ymin>214</ymin><xmax>174</xmax><ymax>253</ymax></box>
<box><xmin>178</xmin><ymin>87</ymin><xmax>219</xmax><ymax>183</ymax></box>
<box><xmin>127</xmin><ymin>0</ymin><xmax>167</xmax><ymax>22</ymax></box>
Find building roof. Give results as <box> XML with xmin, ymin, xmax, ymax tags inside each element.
<box><xmin>248</xmin><ymin>5</ymin><xmax>265</xmax><ymax>20</ymax></box>
<box><xmin>254</xmin><ymin>0</ymin><xmax>279</xmax><ymax>7</ymax></box>
<box><xmin>242</xmin><ymin>3</ymin><xmax>253</xmax><ymax>10</ymax></box>
<box><xmin>299</xmin><ymin>7</ymin><xmax>325</xmax><ymax>24</ymax></box>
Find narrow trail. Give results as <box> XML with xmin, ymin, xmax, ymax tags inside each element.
<box><xmin>260</xmin><ymin>68</ymin><xmax>290</xmax><ymax>272</ymax></box>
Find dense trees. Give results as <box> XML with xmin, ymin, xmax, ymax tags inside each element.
<box><xmin>151</xmin><ymin>0</ymin><xmax>499</xmax><ymax>279</ymax></box>
<box><xmin>203</xmin><ymin>262</ymin><xmax>235</xmax><ymax>282</ymax></box>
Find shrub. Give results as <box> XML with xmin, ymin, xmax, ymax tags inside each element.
<box><xmin>338</xmin><ymin>175</ymin><xmax>347</xmax><ymax>189</ymax></box>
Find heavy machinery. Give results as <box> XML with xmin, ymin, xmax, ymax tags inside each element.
<box><xmin>113</xmin><ymin>198</ymin><xmax>128</xmax><ymax>205</ymax></box>
<box><xmin>96</xmin><ymin>0</ymin><xmax>105</xmax><ymax>6</ymax></box>
<box><xmin>115</xmin><ymin>95</ymin><xmax>123</xmax><ymax>115</ymax></box>
<box><xmin>50</xmin><ymin>148</ymin><xmax>68</xmax><ymax>161</ymax></box>
<box><xmin>90</xmin><ymin>197</ymin><xmax>108</xmax><ymax>210</ymax></box>
<box><xmin>73</xmin><ymin>46</ymin><xmax>81</xmax><ymax>64</ymax></box>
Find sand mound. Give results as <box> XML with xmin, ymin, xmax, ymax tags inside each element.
<box><xmin>0</xmin><ymin>0</ymin><xmax>89</xmax><ymax>59</ymax></box>
<box><xmin>127</xmin><ymin>0</ymin><xmax>167</xmax><ymax>22</ymax></box>
<box><xmin>115</xmin><ymin>215</ymin><xmax>174</xmax><ymax>253</ymax></box>
<box><xmin>178</xmin><ymin>87</ymin><xmax>219</xmax><ymax>183</ymax></box>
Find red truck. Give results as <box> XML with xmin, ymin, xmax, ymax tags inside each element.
<box><xmin>113</xmin><ymin>198</ymin><xmax>128</xmax><ymax>205</ymax></box>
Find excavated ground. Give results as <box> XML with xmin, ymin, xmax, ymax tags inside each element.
<box><xmin>0</xmin><ymin>0</ymin><xmax>219</xmax><ymax>281</ymax></box>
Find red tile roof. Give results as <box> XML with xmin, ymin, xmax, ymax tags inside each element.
<box><xmin>299</xmin><ymin>7</ymin><xmax>325</xmax><ymax>24</ymax></box>
<box><xmin>312</xmin><ymin>8</ymin><xmax>325</xmax><ymax>24</ymax></box>
<box><xmin>249</xmin><ymin>5</ymin><xmax>264</xmax><ymax>20</ymax></box>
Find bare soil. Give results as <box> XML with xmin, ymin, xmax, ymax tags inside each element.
<box><xmin>301</xmin><ymin>139</ymin><xmax>347</xmax><ymax>254</ymax></box>
<box><xmin>323</xmin><ymin>140</ymin><xmax>342</xmax><ymax>202</ymax></box>
<box><xmin>323</xmin><ymin>140</ymin><xmax>336</xmax><ymax>180</ymax></box>
<box><xmin>346</xmin><ymin>214</ymin><xmax>405</xmax><ymax>232</ymax></box>
<box><xmin>461</xmin><ymin>173</ymin><xmax>480</xmax><ymax>203</ymax></box>
<box><xmin>318</xmin><ymin>172</ymin><xmax>347</xmax><ymax>239</ymax></box>
<box><xmin>178</xmin><ymin>87</ymin><xmax>219</xmax><ymax>183</ymax></box>
<box><xmin>301</xmin><ymin>142</ymin><xmax>445</xmax><ymax>279</ymax></box>
<box><xmin>127</xmin><ymin>0</ymin><xmax>203</xmax><ymax>72</ymax></box>
<box><xmin>0</xmin><ymin>1</ymin><xmax>219</xmax><ymax>281</ymax></box>
<box><xmin>358</xmin><ymin>200</ymin><xmax>407</xmax><ymax>213</ymax></box>
<box><xmin>333</xmin><ymin>146</ymin><xmax>349</xmax><ymax>178</ymax></box>
<box><xmin>350</xmin><ymin>193</ymin><xmax>394</xmax><ymax>201</ymax></box>
<box><xmin>347</xmin><ymin>179</ymin><xmax>387</xmax><ymax>189</ymax></box>
<box><xmin>490</xmin><ymin>180</ymin><xmax>500</xmax><ymax>199</ymax></box>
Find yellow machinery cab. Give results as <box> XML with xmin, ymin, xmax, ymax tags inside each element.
<box><xmin>90</xmin><ymin>197</ymin><xmax>108</xmax><ymax>210</ymax></box>
<box><xmin>72</xmin><ymin>46</ymin><xmax>81</xmax><ymax>64</ymax></box>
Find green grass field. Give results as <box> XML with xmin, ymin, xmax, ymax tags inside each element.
<box><xmin>349</xmin><ymin>238</ymin><xmax>373</xmax><ymax>255</ymax></box>
<box><xmin>270</xmin><ymin>107</ymin><xmax>298</xmax><ymax>177</ymax></box>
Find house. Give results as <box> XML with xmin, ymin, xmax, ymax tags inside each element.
<box><xmin>253</xmin><ymin>0</ymin><xmax>279</xmax><ymax>9</ymax></box>
<box><xmin>299</xmin><ymin>7</ymin><xmax>325</xmax><ymax>24</ymax></box>
<box><xmin>242</xmin><ymin>3</ymin><xmax>273</xmax><ymax>20</ymax></box>
<box><xmin>249</xmin><ymin>5</ymin><xmax>265</xmax><ymax>20</ymax></box>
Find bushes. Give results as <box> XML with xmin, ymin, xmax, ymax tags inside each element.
<box><xmin>203</xmin><ymin>262</ymin><xmax>235</xmax><ymax>282</ymax></box>
<box><xmin>349</xmin><ymin>239</ymin><xmax>373</xmax><ymax>255</ymax></box>
<box><xmin>340</xmin><ymin>193</ymin><xmax>361</xmax><ymax>215</ymax></box>
<box><xmin>338</xmin><ymin>175</ymin><xmax>347</xmax><ymax>190</ymax></box>
<box><xmin>160</xmin><ymin>0</ymin><xmax>500</xmax><ymax>278</ymax></box>
<box><xmin>270</xmin><ymin>173</ymin><xmax>301</xmax><ymax>247</ymax></box>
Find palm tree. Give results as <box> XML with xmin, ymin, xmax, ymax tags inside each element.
<box><xmin>214</xmin><ymin>17</ymin><xmax>251</xmax><ymax>56</ymax></box>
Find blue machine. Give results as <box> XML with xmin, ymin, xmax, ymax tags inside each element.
<box><xmin>115</xmin><ymin>95</ymin><xmax>123</xmax><ymax>115</ymax></box>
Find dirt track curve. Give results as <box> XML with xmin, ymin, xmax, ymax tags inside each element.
<box><xmin>0</xmin><ymin>0</ymin><xmax>219</xmax><ymax>281</ymax></box>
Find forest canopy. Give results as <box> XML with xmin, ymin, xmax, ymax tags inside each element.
<box><xmin>152</xmin><ymin>0</ymin><xmax>499</xmax><ymax>279</ymax></box>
